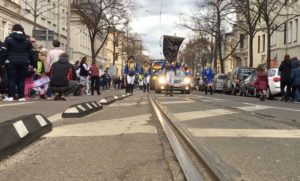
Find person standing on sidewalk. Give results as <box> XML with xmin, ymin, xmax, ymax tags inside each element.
<box><xmin>255</xmin><ymin>64</ymin><xmax>268</xmax><ymax>101</ymax></box>
<box><xmin>202</xmin><ymin>63</ymin><xmax>214</xmax><ymax>95</ymax></box>
<box><xmin>89</xmin><ymin>61</ymin><xmax>100</xmax><ymax>95</ymax></box>
<box><xmin>1</xmin><ymin>24</ymin><xmax>35</xmax><ymax>102</ymax></box>
<box><xmin>46</xmin><ymin>40</ymin><xmax>64</xmax><ymax>73</ymax></box>
<box><xmin>79</xmin><ymin>57</ymin><xmax>90</xmax><ymax>95</ymax></box>
<box><xmin>290</xmin><ymin>58</ymin><xmax>300</xmax><ymax>102</ymax></box>
<box><xmin>140</xmin><ymin>61</ymin><xmax>152</xmax><ymax>93</ymax></box>
<box><xmin>124</xmin><ymin>56</ymin><xmax>139</xmax><ymax>93</ymax></box>
<box><xmin>279</xmin><ymin>54</ymin><xmax>292</xmax><ymax>101</ymax></box>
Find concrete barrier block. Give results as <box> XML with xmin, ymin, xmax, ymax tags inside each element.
<box><xmin>62</xmin><ymin>101</ymin><xmax>103</xmax><ymax>118</ymax></box>
<box><xmin>0</xmin><ymin>114</ymin><xmax>52</xmax><ymax>161</ymax></box>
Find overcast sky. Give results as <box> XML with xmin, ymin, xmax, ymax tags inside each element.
<box><xmin>130</xmin><ymin>0</ymin><xmax>198</xmax><ymax>59</ymax></box>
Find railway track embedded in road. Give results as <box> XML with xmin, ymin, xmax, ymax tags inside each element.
<box><xmin>149</xmin><ymin>94</ymin><xmax>241</xmax><ymax>181</ymax></box>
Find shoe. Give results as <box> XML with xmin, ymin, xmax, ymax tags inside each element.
<box><xmin>18</xmin><ymin>98</ymin><xmax>27</xmax><ymax>102</ymax></box>
<box><xmin>54</xmin><ymin>94</ymin><xmax>61</xmax><ymax>101</ymax></box>
<box><xmin>3</xmin><ymin>97</ymin><xmax>14</xmax><ymax>102</ymax></box>
<box><xmin>59</xmin><ymin>96</ymin><xmax>68</xmax><ymax>101</ymax></box>
<box><xmin>40</xmin><ymin>95</ymin><xmax>46</xmax><ymax>99</ymax></box>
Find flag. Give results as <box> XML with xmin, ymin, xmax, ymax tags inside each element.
<box><xmin>163</xmin><ymin>35</ymin><xmax>184</xmax><ymax>63</ymax></box>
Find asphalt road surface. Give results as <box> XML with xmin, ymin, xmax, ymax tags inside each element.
<box><xmin>1</xmin><ymin>90</ymin><xmax>299</xmax><ymax>180</ymax></box>
<box><xmin>153</xmin><ymin>91</ymin><xmax>300</xmax><ymax>181</ymax></box>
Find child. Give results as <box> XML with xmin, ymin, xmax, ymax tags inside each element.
<box><xmin>255</xmin><ymin>64</ymin><xmax>268</xmax><ymax>101</ymax></box>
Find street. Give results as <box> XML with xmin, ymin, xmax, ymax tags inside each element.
<box><xmin>0</xmin><ymin>90</ymin><xmax>300</xmax><ymax>180</ymax></box>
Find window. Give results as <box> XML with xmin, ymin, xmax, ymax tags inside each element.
<box><xmin>262</xmin><ymin>34</ymin><xmax>265</xmax><ymax>52</ymax></box>
<box><xmin>240</xmin><ymin>34</ymin><xmax>244</xmax><ymax>49</ymax></box>
<box><xmin>258</xmin><ymin>35</ymin><xmax>260</xmax><ymax>53</ymax></box>
<box><xmin>294</xmin><ymin>19</ymin><xmax>298</xmax><ymax>42</ymax></box>
<box><xmin>284</xmin><ymin>23</ymin><xmax>287</xmax><ymax>44</ymax></box>
<box><xmin>288</xmin><ymin>21</ymin><xmax>293</xmax><ymax>43</ymax></box>
<box><xmin>1</xmin><ymin>21</ymin><xmax>8</xmax><ymax>40</ymax></box>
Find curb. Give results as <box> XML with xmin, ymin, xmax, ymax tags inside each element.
<box><xmin>62</xmin><ymin>101</ymin><xmax>103</xmax><ymax>118</ymax></box>
<box><xmin>0</xmin><ymin>114</ymin><xmax>52</xmax><ymax>161</ymax></box>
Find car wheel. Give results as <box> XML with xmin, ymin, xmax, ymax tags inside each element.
<box><xmin>267</xmin><ymin>88</ymin><xmax>273</xmax><ymax>100</ymax></box>
<box><xmin>186</xmin><ymin>90</ymin><xmax>191</xmax><ymax>94</ymax></box>
<box><xmin>155</xmin><ymin>89</ymin><xmax>161</xmax><ymax>93</ymax></box>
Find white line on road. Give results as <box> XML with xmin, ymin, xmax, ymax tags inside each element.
<box><xmin>234</xmin><ymin>105</ymin><xmax>273</xmax><ymax>111</ymax></box>
<box><xmin>108</xmin><ymin>102</ymin><xmax>148</xmax><ymax>107</ymax></box>
<box><xmin>47</xmin><ymin>113</ymin><xmax>62</xmax><ymax>123</ymax></box>
<box><xmin>45</xmin><ymin>114</ymin><xmax>157</xmax><ymax>137</ymax></box>
<box><xmin>0</xmin><ymin>102</ymin><xmax>33</xmax><ymax>108</ymax></box>
<box><xmin>189</xmin><ymin>128</ymin><xmax>300</xmax><ymax>138</ymax></box>
<box><xmin>160</xmin><ymin>101</ymin><xmax>194</xmax><ymax>105</ymax></box>
<box><xmin>173</xmin><ymin>109</ymin><xmax>237</xmax><ymax>122</ymax></box>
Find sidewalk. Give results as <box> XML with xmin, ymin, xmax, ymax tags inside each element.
<box><xmin>0</xmin><ymin>90</ymin><xmax>123</xmax><ymax>123</ymax></box>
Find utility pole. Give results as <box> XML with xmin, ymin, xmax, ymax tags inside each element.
<box><xmin>66</xmin><ymin>0</ymin><xmax>71</xmax><ymax>55</ymax></box>
<box><xmin>57</xmin><ymin>0</ymin><xmax>60</xmax><ymax>40</ymax></box>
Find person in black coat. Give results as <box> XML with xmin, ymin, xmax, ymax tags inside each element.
<box><xmin>1</xmin><ymin>24</ymin><xmax>35</xmax><ymax>102</ymax></box>
<box><xmin>279</xmin><ymin>54</ymin><xmax>292</xmax><ymax>101</ymax></box>
<box><xmin>49</xmin><ymin>53</ymin><xmax>78</xmax><ymax>100</ymax></box>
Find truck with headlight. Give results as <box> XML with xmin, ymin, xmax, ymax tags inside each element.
<box><xmin>155</xmin><ymin>69</ymin><xmax>192</xmax><ymax>94</ymax></box>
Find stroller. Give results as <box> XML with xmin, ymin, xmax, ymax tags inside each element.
<box><xmin>0</xmin><ymin>65</ymin><xmax>8</xmax><ymax>99</ymax></box>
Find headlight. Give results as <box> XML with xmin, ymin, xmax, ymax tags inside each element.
<box><xmin>184</xmin><ymin>77</ymin><xmax>191</xmax><ymax>84</ymax></box>
<box><xmin>158</xmin><ymin>77</ymin><xmax>166</xmax><ymax>84</ymax></box>
<box><xmin>152</xmin><ymin>76</ymin><xmax>157</xmax><ymax>80</ymax></box>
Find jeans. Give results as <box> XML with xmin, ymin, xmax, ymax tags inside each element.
<box><xmin>281</xmin><ymin>81</ymin><xmax>292</xmax><ymax>98</ymax></box>
<box><xmin>5</xmin><ymin>63</ymin><xmax>28</xmax><ymax>98</ymax></box>
<box><xmin>50</xmin><ymin>80</ymin><xmax>79</xmax><ymax>96</ymax></box>
<box><xmin>91</xmin><ymin>76</ymin><xmax>100</xmax><ymax>95</ymax></box>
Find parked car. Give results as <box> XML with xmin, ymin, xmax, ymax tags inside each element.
<box><xmin>155</xmin><ymin>69</ymin><xmax>192</xmax><ymax>94</ymax></box>
<box><xmin>232</xmin><ymin>67</ymin><xmax>255</xmax><ymax>95</ymax></box>
<box><xmin>239</xmin><ymin>73</ymin><xmax>257</xmax><ymax>97</ymax></box>
<box><xmin>267</xmin><ymin>68</ymin><xmax>281</xmax><ymax>99</ymax></box>
<box><xmin>213</xmin><ymin>74</ymin><xmax>228</xmax><ymax>93</ymax></box>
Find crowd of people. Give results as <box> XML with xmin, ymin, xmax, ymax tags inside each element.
<box><xmin>0</xmin><ymin>24</ymin><xmax>122</xmax><ymax>102</ymax></box>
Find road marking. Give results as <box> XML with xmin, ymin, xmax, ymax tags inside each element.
<box><xmin>0</xmin><ymin>102</ymin><xmax>33</xmax><ymax>108</ymax></box>
<box><xmin>35</xmin><ymin>115</ymin><xmax>47</xmax><ymax>127</ymax></box>
<box><xmin>235</xmin><ymin>105</ymin><xmax>273</xmax><ymax>111</ymax></box>
<box><xmin>100</xmin><ymin>99</ymin><xmax>108</xmax><ymax>104</ymax></box>
<box><xmin>108</xmin><ymin>102</ymin><xmax>148</xmax><ymax>107</ymax></box>
<box><xmin>45</xmin><ymin>114</ymin><xmax>157</xmax><ymax>137</ymax></box>
<box><xmin>13</xmin><ymin>120</ymin><xmax>29</xmax><ymax>138</ymax></box>
<box><xmin>160</xmin><ymin>101</ymin><xmax>194</xmax><ymax>105</ymax></box>
<box><xmin>47</xmin><ymin>113</ymin><xmax>62</xmax><ymax>123</ymax></box>
<box><xmin>189</xmin><ymin>128</ymin><xmax>300</xmax><ymax>138</ymax></box>
<box><xmin>173</xmin><ymin>109</ymin><xmax>236</xmax><ymax>122</ymax></box>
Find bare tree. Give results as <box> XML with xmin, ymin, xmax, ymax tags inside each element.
<box><xmin>22</xmin><ymin>0</ymin><xmax>65</xmax><ymax>32</ymax></box>
<box><xmin>231</xmin><ymin>0</ymin><xmax>262</xmax><ymax>67</ymax></box>
<box><xmin>72</xmin><ymin>0</ymin><xmax>136</xmax><ymax>62</ymax></box>
<box><xmin>181</xmin><ymin>0</ymin><xmax>237</xmax><ymax>73</ymax></box>
<box><xmin>252</xmin><ymin>0</ymin><xmax>300</xmax><ymax>68</ymax></box>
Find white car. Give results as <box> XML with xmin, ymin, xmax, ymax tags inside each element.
<box><xmin>213</xmin><ymin>74</ymin><xmax>228</xmax><ymax>92</ymax></box>
<box><xmin>267</xmin><ymin>68</ymin><xmax>281</xmax><ymax>99</ymax></box>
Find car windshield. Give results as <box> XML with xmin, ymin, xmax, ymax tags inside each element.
<box><xmin>176</xmin><ymin>70</ymin><xmax>185</xmax><ymax>77</ymax></box>
<box><xmin>218</xmin><ymin>75</ymin><xmax>227</xmax><ymax>79</ymax></box>
<box><xmin>238</xmin><ymin>68</ymin><xmax>254</xmax><ymax>79</ymax></box>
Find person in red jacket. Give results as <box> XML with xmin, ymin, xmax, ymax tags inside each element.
<box><xmin>255</xmin><ymin>64</ymin><xmax>268</xmax><ymax>101</ymax></box>
<box><xmin>89</xmin><ymin>61</ymin><xmax>100</xmax><ymax>95</ymax></box>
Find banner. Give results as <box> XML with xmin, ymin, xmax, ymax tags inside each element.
<box><xmin>163</xmin><ymin>35</ymin><xmax>184</xmax><ymax>63</ymax></box>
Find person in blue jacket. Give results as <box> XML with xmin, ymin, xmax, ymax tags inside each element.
<box><xmin>202</xmin><ymin>63</ymin><xmax>214</xmax><ymax>95</ymax></box>
<box><xmin>124</xmin><ymin>56</ymin><xmax>139</xmax><ymax>93</ymax></box>
<box><xmin>140</xmin><ymin>61</ymin><xmax>152</xmax><ymax>93</ymax></box>
<box><xmin>290</xmin><ymin>57</ymin><xmax>300</xmax><ymax>102</ymax></box>
<box><xmin>162</xmin><ymin>60</ymin><xmax>181</xmax><ymax>96</ymax></box>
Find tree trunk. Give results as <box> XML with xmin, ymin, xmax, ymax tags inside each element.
<box><xmin>249</xmin><ymin>36</ymin><xmax>254</xmax><ymax>67</ymax></box>
<box><xmin>267</xmin><ymin>27</ymin><xmax>271</xmax><ymax>69</ymax></box>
